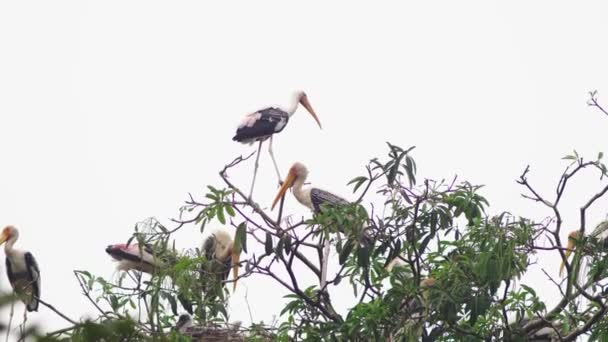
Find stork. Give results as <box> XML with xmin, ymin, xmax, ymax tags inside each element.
<box><xmin>559</xmin><ymin>221</ymin><xmax>608</xmax><ymax>277</ymax></box>
<box><xmin>202</xmin><ymin>229</ymin><xmax>240</xmax><ymax>291</ymax></box>
<box><xmin>0</xmin><ymin>226</ymin><xmax>41</xmax><ymax>313</ymax></box>
<box><xmin>106</xmin><ymin>243</ymin><xmax>162</xmax><ymax>274</ymax></box>
<box><xmin>233</xmin><ymin>91</ymin><xmax>322</xmax><ymax>199</ymax></box>
<box><xmin>271</xmin><ymin>162</ymin><xmax>356</xmax><ymax>288</ymax></box>
<box><xmin>271</xmin><ymin>162</ymin><xmax>348</xmax><ymax>214</ymax></box>
<box><xmin>106</xmin><ymin>230</ymin><xmax>239</xmax><ymax>289</ymax></box>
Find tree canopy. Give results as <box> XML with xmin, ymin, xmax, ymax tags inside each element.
<box><xmin>3</xmin><ymin>92</ymin><xmax>608</xmax><ymax>341</ymax></box>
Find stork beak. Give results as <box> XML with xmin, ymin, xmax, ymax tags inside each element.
<box><xmin>299</xmin><ymin>94</ymin><xmax>322</xmax><ymax>129</ymax></box>
<box><xmin>272</xmin><ymin>168</ymin><xmax>297</xmax><ymax>210</ymax></box>
<box><xmin>560</xmin><ymin>231</ymin><xmax>579</xmax><ymax>276</ymax></box>
<box><xmin>232</xmin><ymin>249</ymin><xmax>240</xmax><ymax>292</ymax></box>
<box><xmin>0</xmin><ymin>232</ymin><xmax>8</xmax><ymax>245</ymax></box>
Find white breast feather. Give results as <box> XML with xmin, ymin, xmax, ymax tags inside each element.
<box><xmin>239</xmin><ymin>112</ymin><xmax>262</xmax><ymax>128</ymax></box>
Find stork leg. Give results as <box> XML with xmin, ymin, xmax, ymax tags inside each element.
<box><xmin>268</xmin><ymin>135</ymin><xmax>282</xmax><ymax>185</ymax></box>
<box><xmin>248</xmin><ymin>140</ymin><xmax>264</xmax><ymax>200</ymax></box>
<box><xmin>320</xmin><ymin>238</ymin><xmax>331</xmax><ymax>290</ymax></box>
<box><xmin>5</xmin><ymin>301</ymin><xmax>14</xmax><ymax>342</ymax></box>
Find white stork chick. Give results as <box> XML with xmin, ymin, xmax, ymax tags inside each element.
<box><xmin>202</xmin><ymin>229</ymin><xmax>240</xmax><ymax>291</ymax></box>
<box><xmin>106</xmin><ymin>243</ymin><xmax>162</xmax><ymax>274</ymax></box>
<box><xmin>233</xmin><ymin>91</ymin><xmax>322</xmax><ymax>199</ymax></box>
<box><xmin>0</xmin><ymin>226</ymin><xmax>41</xmax><ymax>312</ymax></box>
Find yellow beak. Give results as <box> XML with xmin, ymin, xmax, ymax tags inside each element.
<box><xmin>559</xmin><ymin>233</ymin><xmax>578</xmax><ymax>276</ymax></box>
<box><xmin>0</xmin><ymin>233</ymin><xmax>8</xmax><ymax>245</ymax></box>
<box><xmin>299</xmin><ymin>95</ymin><xmax>322</xmax><ymax>129</ymax></box>
<box><xmin>271</xmin><ymin>168</ymin><xmax>297</xmax><ymax>210</ymax></box>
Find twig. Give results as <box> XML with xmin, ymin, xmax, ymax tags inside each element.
<box><xmin>37</xmin><ymin>297</ymin><xmax>78</xmax><ymax>325</ymax></box>
<box><xmin>588</xmin><ymin>90</ymin><xmax>608</xmax><ymax>117</ymax></box>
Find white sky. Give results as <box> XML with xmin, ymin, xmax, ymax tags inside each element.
<box><xmin>1</xmin><ymin>1</ymin><xmax>608</xmax><ymax>338</ymax></box>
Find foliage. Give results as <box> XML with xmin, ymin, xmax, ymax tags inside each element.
<box><xmin>4</xmin><ymin>93</ymin><xmax>608</xmax><ymax>341</ymax></box>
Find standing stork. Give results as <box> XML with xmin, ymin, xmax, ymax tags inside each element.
<box><xmin>233</xmin><ymin>91</ymin><xmax>322</xmax><ymax>199</ymax></box>
<box><xmin>271</xmin><ymin>162</ymin><xmax>360</xmax><ymax>289</ymax></box>
<box><xmin>0</xmin><ymin>226</ymin><xmax>41</xmax><ymax>313</ymax></box>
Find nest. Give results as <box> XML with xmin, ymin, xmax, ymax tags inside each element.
<box><xmin>182</xmin><ymin>326</ymin><xmax>245</xmax><ymax>342</ymax></box>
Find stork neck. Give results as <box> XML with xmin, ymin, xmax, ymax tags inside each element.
<box><xmin>4</xmin><ymin>236</ymin><xmax>17</xmax><ymax>256</ymax></box>
<box><xmin>292</xmin><ymin>175</ymin><xmax>311</xmax><ymax>209</ymax></box>
<box><xmin>287</xmin><ymin>97</ymin><xmax>300</xmax><ymax>116</ymax></box>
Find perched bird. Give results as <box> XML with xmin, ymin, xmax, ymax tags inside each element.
<box><xmin>233</xmin><ymin>91</ymin><xmax>322</xmax><ymax>199</ymax></box>
<box><xmin>0</xmin><ymin>226</ymin><xmax>41</xmax><ymax>312</ymax></box>
<box><xmin>106</xmin><ymin>243</ymin><xmax>162</xmax><ymax>274</ymax></box>
<box><xmin>514</xmin><ymin>318</ymin><xmax>563</xmax><ymax>342</ymax></box>
<box><xmin>202</xmin><ymin>229</ymin><xmax>240</xmax><ymax>291</ymax></box>
<box><xmin>391</xmin><ymin>277</ymin><xmax>436</xmax><ymax>341</ymax></box>
<box><xmin>173</xmin><ymin>313</ymin><xmax>193</xmax><ymax>334</ymax></box>
<box><xmin>271</xmin><ymin>162</ymin><xmax>368</xmax><ymax>289</ymax></box>
<box><xmin>106</xmin><ymin>229</ymin><xmax>239</xmax><ymax>290</ymax></box>
<box><xmin>271</xmin><ymin>162</ymin><xmax>348</xmax><ymax>214</ymax></box>
<box><xmin>560</xmin><ymin>221</ymin><xmax>608</xmax><ymax>277</ymax></box>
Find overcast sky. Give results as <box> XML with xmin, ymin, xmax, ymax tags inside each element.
<box><xmin>1</xmin><ymin>1</ymin><xmax>608</xmax><ymax>338</ymax></box>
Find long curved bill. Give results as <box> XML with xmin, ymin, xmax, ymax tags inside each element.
<box><xmin>232</xmin><ymin>250</ymin><xmax>240</xmax><ymax>292</ymax></box>
<box><xmin>271</xmin><ymin>168</ymin><xmax>297</xmax><ymax>210</ymax></box>
<box><xmin>299</xmin><ymin>95</ymin><xmax>322</xmax><ymax>129</ymax></box>
<box><xmin>0</xmin><ymin>232</ymin><xmax>8</xmax><ymax>245</ymax></box>
<box><xmin>559</xmin><ymin>232</ymin><xmax>579</xmax><ymax>276</ymax></box>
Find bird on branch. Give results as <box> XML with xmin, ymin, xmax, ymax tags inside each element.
<box><xmin>233</xmin><ymin>91</ymin><xmax>322</xmax><ymax>199</ymax></box>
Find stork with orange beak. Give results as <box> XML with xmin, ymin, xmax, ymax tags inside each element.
<box><xmin>0</xmin><ymin>226</ymin><xmax>41</xmax><ymax>312</ymax></box>
<box><xmin>272</xmin><ymin>162</ymin><xmax>354</xmax><ymax>288</ymax></box>
<box><xmin>233</xmin><ymin>91</ymin><xmax>322</xmax><ymax>199</ymax></box>
<box><xmin>271</xmin><ymin>162</ymin><xmax>348</xmax><ymax>214</ymax></box>
<box><xmin>560</xmin><ymin>221</ymin><xmax>608</xmax><ymax>278</ymax></box>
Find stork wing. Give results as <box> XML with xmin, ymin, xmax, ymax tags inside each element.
<box><xmin>202</xmin><ymin>234</ymin><xmax>217</xmax><ymax>261</ymax></box>
<box><xmin>24</xmin><ymin>252</ymin><xmax>40</xmax><ymax>312</ymax></box>
<box><xmin>233</xmin><ymin>107</ymin><xmax>289</xmax><ymax>142</ymax></box>
<box><xmin>310</xmin><ymin>188</ymin><xmax>349</xmax><ymax>213</ymax></box>
<box><xmin>591</xmin><ymin>220</ymin><xmax>608</xmax><ymax>240</ymax></box>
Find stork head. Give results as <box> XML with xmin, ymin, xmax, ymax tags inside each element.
<box><xmin>559</xmin><ymin>230</ymin><xmax>581</xmax><ymax>276</ymax></box>
<box><xmin>271</xmin><ymin>162</ymin><xmax>309</xmax><ymax>210</ymax></box>
<box><xmin>0</xmin><ymin>226</ymin><xmax>18</xmax><ymax>245</ymax></box>
<box><xmin>294</xmin><ymin>90</ymin><xmax>322</xmax><ymax>129</ymax></box>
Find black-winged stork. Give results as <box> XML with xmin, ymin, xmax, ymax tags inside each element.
<box><xmin>233</xmin><ymin>91</ymin><xmax>322</xmax><ymax>199</ymax></box>
<box><xmin>0</xmin><ymin>226</ymin><xmax>41</xmax><ymax>312</ymax></box>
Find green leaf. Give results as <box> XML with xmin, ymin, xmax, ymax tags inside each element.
<box><xmin>520</xmin><ymin>284</ymin><xmax>536</xmax><ymax>297</ymax></box>
<box><xmin>339</xmin><ymin>241</ymin><xmax>354</xmax><ymax>265</ymax></box>
<box><xmin>357</xmin><ymin>246</ymin><xmax>370</xmax><ymax>268</ymax></box>
<box><xmin>225</xmin><ymin>204</ymin><xmax>236</xmax><ymax>217</ymax></box>
<box><xmin>348</xmin><ymin>176</ymin><xmax>368</xmax><ymax>194</ymax></box>
<box><xmin>284</xmin><ymin>235</ymin><xmax>292</xmax><ymax>255</ymax></box>
<box><xmin>276</xmin><ymin>238</ymin><xmax>284</xmax><ymax>260</ymax></box>
<box><xmin>265</xmin><ymin>232</ymin><xmax>273</xmax><ymax>255</ymax></box>
<box><xmin>217</xmin><ymin>205</ymin><xmax>226</xmax><ymax>224</ymax></box>
<box><xmin>167</xmin><ymin>294</ymin><xmax>178</xmax><ymax>316</ymax></box>
<box><xmin>234</xmin><ymin>222</ymin><xmax>247</xmax><ymax>254</ymax></box>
